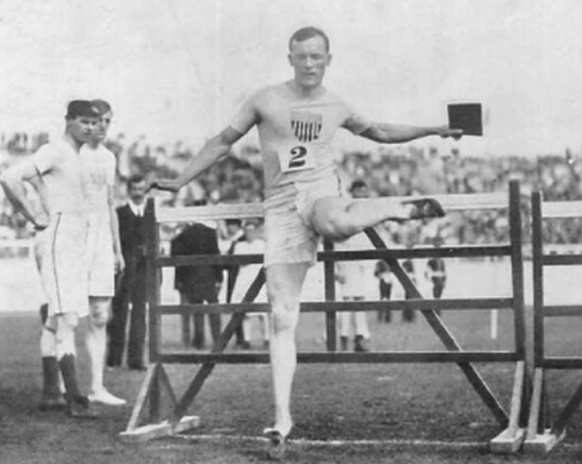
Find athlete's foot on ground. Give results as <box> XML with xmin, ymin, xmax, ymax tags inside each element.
<box><xmin>402</xmin><ymin>198</ymin><xmax>446</xmax><ymax>220</ymax></box>
<box><xmin>264</xmin><ymin>427</ymin><xmax>289</xmax><ymax>460</ymax></box>
<box><xmin>66</xmin><ymin>395</ymin><xmax>98</xmax><ymax>419</ymax></box>
<box><xmin>39</xmin><ymin>393</ymin><xmax>66</xmax><ymax>412</ymax></box>
<box><xmin>88</xmin><ymin>389</ymin><xmax>126</xmax><ymax>406</ymax></box>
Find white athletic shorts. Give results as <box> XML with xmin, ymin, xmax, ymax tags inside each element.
<box><xmin>263</xmin><ymin>176</ymin><xmax>344</xmax><ymax>267</ymax></box>
<box><xmin>34</xmin><ymin>212</ymin><xmax>89</xmax><ymax>317</ymax></box>
<box><xmin>86</xmin><ymin>212</ymin><xmax>115</xmax><ymax>297</ymax></box>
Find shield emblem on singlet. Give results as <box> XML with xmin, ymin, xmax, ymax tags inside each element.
<box><xmin>290</xmin><ymin>110</ymin><xmax>322</xmax><ymax>143</ymax></box>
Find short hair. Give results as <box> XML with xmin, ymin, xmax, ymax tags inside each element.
<box><xmin>243</xmin><ymin>218</ymin><xmax>262</xmax><ymax>228</ymax></box>
<box><xmin>66</xmin><ymin>100</ymin><xmax>100</xmax><ymax>119</ymax></box>
<box><xmin>288</xmin><ymin>26</ymin><xmax>330</xmax><ymax>52</ymax></box>
<box><xmin>127</xmin><ymin>174</ymin><xmax>145</xmax><ymax>188</ymax></box>
<box><xmin>91</xmin><ymin>99</ymin><xmax>112</xmax><ymax>115</ymax></box>
<box><xmin>350</xmin><ymin>180</ymin><xmax>368</xmax><ymax>192</ymax></box>
<box><xmin>225</xmin><ymin>218</ymin><xmax>242</xmax><ymax>227</ymax></box>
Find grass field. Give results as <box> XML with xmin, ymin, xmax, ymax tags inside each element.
<box><xmin>2</xmin><ymin>257</ymin><xmax>582</xmax><ymax>463</ymax></box>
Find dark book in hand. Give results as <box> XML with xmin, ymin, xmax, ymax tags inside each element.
<box><xmin>447</xmin><ymin>103</ymin><xmax>483</xmax><ymax>136</ymax></box>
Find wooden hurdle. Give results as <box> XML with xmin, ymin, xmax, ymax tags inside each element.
<box><xmin>121</xmin><ymin>180</ymin><xmax>528</xmax><ymax>453</ymax></box>
<box><xmin>523</xmin><ymin>192</ymin><xmax>582</xmax><ymax>453</ymax></box>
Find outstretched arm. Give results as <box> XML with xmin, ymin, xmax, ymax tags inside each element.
<box><xmin>359</xmin><ymin>123</ymin><xmax>462</xmax><ymax>144</ymax></box>
<box><xmin>150</xmin><ymin>126</ymin><xmax>245</xmax><ymax>192</ymax></box>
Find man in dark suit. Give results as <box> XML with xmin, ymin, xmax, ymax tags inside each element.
<box><xmin>425</xmin><ymin>236</ymin><xmax>446</xmax><ymax>316</ymax></box>
<box><xmin>171</xmin><ymin>200</ymin><xmax>223</xmax><ymax>349</ymax></box>
<box><xmin>107</xmin><ymin>175</ymin><xmax>148</xmax><ymax>370</ymax></box>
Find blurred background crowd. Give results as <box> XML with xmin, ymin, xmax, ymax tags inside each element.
<box><xmin>1</xmin><ymin>131</ymin><xmax>581</xmax><ymax>248</ymax></box>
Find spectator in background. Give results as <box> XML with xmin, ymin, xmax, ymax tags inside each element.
<box><xmin>229</xmin><ymin>219</ymin><xmax>269</xmax><ymax>348</ymax></box>
<box><xmin>374</xmin><ymin>260</ymin><xmax>392</xmax><ymax>323</ymax></box>
<box><xmin>222</xmin><ymin>218</ymin><xmax>249</xmax><ymax>348</ymax></box>
<box><xmin>425</xmin><ymin>236</ymin><xmax>447</xmax><ymax>312</ymax></box>
<box><xmin>170</xmin><ymin>199</ymin><xmax>223</xmax><ymax>349</ymax></box>
<box><xmin>107</xmin><ymin>175</ymin><xmax>148</xmax><ymax>370</ymax></box>
<box><xmin>402</xmin><ymin>255</ymin><xmax>416</xmax><ymax>323</ymax></box>
<box><xmin>334</xmin><ymin>180</ymin><xmax>374</xmax><ymax>352</ymax></box>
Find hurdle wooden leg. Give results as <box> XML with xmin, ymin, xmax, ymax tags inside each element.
<box><xmin>490</xmin><ymin>361</ymin><xmax>527</xmax><ymax>453</ymax></box>
<box><xmin>523</xmin><ymin>368</ymin><xmax>566</xmax><ymax>453</ymax></box>
<box><xmin>125</xmin><ymin>364</ymin><xmax>157</xmax><ymax>433</ymax></box>
<box><xmin>121</xmin><ymin>363</ymin><xmax>201</xmax><ymax>443</ymax></box>
<box><xmin>365</xmin><ymin>228</ymin><xmax>510</xmax><ymax>428</ymax></box>
<box><xmin>122</xmin><ymin>311</ymin><xmax>246</xmax><ymax>442</ymax></box>
<box><xmin>120</xmin><ymin>416</ymin><xmax>201</xmax><ymax>443</ymax></box>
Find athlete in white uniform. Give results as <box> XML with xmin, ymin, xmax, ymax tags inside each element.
<box><xmin>81</xmin><ymin>99</ymin><xmax>126</xmax><ymax>406</ymax></box>
<box><xmin>151</xmin><ymin>27</ymin><xmax>462</xmax><ymax>457</ymax></box>
<box><xmin>0</xmin><ymin>100</ymin><xmax>100</xmax><ymax>418</ymax></box>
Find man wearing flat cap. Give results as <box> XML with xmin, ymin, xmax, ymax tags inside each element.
<box><xmin>0</xmin><ymin>100</ymin><xmax>100</xmax><ymax>418</ymax></box>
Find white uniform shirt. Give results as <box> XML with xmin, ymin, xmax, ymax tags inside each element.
<box><xmin>80</xmin><ymin>144</ymin><xmax>116</xmax><ymax>214</ymax></box>
<box><xmin>230</xmin><ymin>83</ymin><xmax>371</xmax><ymax>196</ymax></box>
<box><xmin>31</xmin><ymin>138</ymin><xmax>87</xmax><ymax>215</ymax></box>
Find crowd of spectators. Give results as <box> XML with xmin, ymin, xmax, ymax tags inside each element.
<box><xmin>1</xmin><ymin>131</ymin><xmax>582</xmax><ymax>247</ymax></box>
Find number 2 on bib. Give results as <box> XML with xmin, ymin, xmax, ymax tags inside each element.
<box><xmin>281</xmin><ymin>145</ymin><xmax>314</xmax><ymax>173</ymax></box>
<box><xmin>289</xmin><ymin>146</ymin><xmax>307</xmax><ymax>169</ymax></box>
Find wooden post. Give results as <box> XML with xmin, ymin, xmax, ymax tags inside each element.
<box><xmin>323</xmin><ymin>239</ymin><xmax>337</xmax><ymax>352</ymax></box>
<box><xmin>145</xmin><ymin>198</ymin><xmax>161</xmax><ymax>423</ymax></box>
<box><xmin>509</xmin><ymin>180</ymin><xmax>526</xmax><ymax>361</ymax></box>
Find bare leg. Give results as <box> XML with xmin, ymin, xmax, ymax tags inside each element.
<box><xmin>266</xmin><ymin>262</ymin><xmax>310</xmax><ymax>437</ymax></box>
<box><xmin>87</xmin><ymin>297</ymin><xmax>126</xmax><ymax>405</ymax></box>
<box><xmin>310</xmin><ymin>196</ymin><xmax>442</xmax><ymax>240</ymax></box>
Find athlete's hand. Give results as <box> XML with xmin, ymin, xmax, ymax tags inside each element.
<box><xmin>115</xmin><ymin>252</ymin><xmax>126</xmax><ymax>274</ymax></box>
<box><xmin>438</xmin><ymin>126</ymin><xmax>463</xmax><ymax>140</ymax></box>
<box><xmin>148</xmin><ymin>179</ymin><xmax>181</xmax><ymax>193</ymax></box>
<box><xmin>33</xmin><ymin>216</ymin><xmax>49</xmax><ymax>232</ymax></box>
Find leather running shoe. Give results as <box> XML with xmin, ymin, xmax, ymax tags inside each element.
<box><xmin>66</xmin><ymin>395</ymin><xmax>98</xmax><ymax>419</ymax></box>
<box><xmin>403</xmin><ymin>198</ymin><xmax>446</xmax><ymax>219</ymax></box>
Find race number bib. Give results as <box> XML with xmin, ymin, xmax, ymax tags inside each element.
<box><xmin>278</xmin><ymin>144</ymin><xmax>316</xmax><ymax>173</ymax></box>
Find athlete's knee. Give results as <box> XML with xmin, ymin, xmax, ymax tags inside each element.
<box><xmin>89</xmin><ymin>300</ymin><xmax>110</xmax><ymax>328</ymax></box>
<box><xmin>269</xmin><ymin>298</ymin><xmax>300</xmax><ymax>333</ymax></box>
<box><xmin>271</xmin><ymin>310</ymin><xmax>298</xmax><ymax>333</ymax></box>
<box><xmin>312</xmin><ymin>203</ymin><xmax>355</xmax><ymax>240</ymax></box>
<box><xmin>57</xmin><ymin>313</ymin><xmax>79</xmax><ymax>332</ymax></box>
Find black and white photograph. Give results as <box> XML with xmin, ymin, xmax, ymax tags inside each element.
<box><xmin>1</xmin><ymin>0</ymin><xmax>582</xmax><ymax>462</ymax></box>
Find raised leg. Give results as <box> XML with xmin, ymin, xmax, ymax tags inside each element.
<box><xmin>309</xmin><ymin>196</ymin><xmax>444</xmax><ymax>240</ymax></box>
